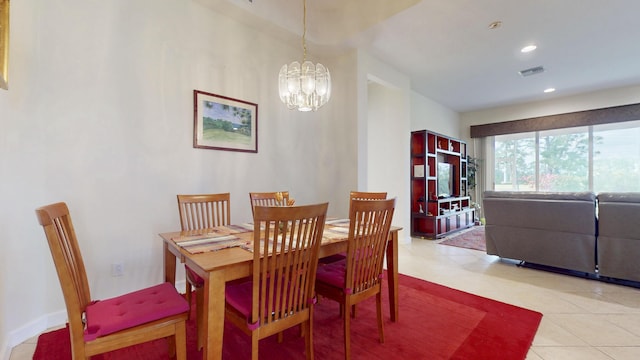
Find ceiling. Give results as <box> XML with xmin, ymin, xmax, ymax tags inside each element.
<box><xmin>200</xmin><ymin>0</ymin><xmax>640</xmax><ymax>113</ymax></box>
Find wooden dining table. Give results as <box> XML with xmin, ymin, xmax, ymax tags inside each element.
<box><xmin>160</xmin><ymin>219</ymin><xmax>402</xmax><ymax>360</ymax></box>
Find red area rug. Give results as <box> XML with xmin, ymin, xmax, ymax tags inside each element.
<box><xmin>439</xmin><ymin>226</ymin><xmax>486</xmax><ymax>252</ymax></box>
<box><xmin>33</xmin><ymin>272</ymin><xmax>540</xmax><ymax>359</ymax></box>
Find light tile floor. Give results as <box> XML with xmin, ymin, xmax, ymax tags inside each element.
<box><xmin>10</xmin><ymin>230</ymin><xmax>640</xmax><ymax>359</ymax></box>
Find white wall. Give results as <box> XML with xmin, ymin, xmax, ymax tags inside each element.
<box><xmin>357</xmin><ymin>51</ymin><xmax>412</xmax><ymax>243</ymax></box>
<box><xmin>0</xmin><ymin>0</ymin><xmax>358</xmax><ymax>356</ymax></box>
<box><xmin>410</xmin><ymin>91</ymin><xmax>461</xmax><ymax>138</ymax></box>
<box><xmin>367</xmin><ymin>82</ymin><xmax>410</xmax><ymax>242</ymax></box>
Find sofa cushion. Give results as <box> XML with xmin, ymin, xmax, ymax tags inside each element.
<box><xmin>483</xmin><ymin>191</ymin><xmax>596</xmax><ymax>235</ymax></box>
<box><xmin>598</xmin><ymin>193</ymin><xmax>640</xmax><ymax>240</ymax></box>
<box><xmin>596</xmin><ymin>192</ymin><xmax>640</xmax><ymax>281</ymax></box>
<box><xmin>482</xmin><ymin>191</ymin><xmax>597</xmax><ymax>274</ymax></box>
<box><xmin>483</xmin><ymin>191</ymin><xmax>596</xmax><ymax>201</ymax></box>
<box><xmin>597</xmin><ymin>192</ymin><xmax>640</xmax><ymax>204</ymax></box>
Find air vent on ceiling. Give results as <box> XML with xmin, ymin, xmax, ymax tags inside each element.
<box><xmin>519</xmin><ymin>66</ymin><xmax>545</xmax><ymax>77</ymax></box>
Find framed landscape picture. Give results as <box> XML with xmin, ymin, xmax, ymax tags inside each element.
<box><xmin>193</xmin><ymin>90</ymin><xmax>258</xmax><ymax>153</ymax></box>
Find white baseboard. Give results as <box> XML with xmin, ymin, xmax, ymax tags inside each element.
<box><xmin>2</xmin><ymin>309</ymin><xmax>67</xmax><ymax>360</ymax></box>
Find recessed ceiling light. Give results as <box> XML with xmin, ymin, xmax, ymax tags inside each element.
<box><xmin>521</xmin><ymin>45</ymin><xmax>537</xmax><ymax>53</ymax></box>
<box><xmin>544</xmin><ymin>88</ymin><xmax>556</xmax><ymax>93</ymax></box>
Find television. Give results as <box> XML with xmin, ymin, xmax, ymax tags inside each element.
<box><xmin>437</xmin><ymin>162</ymin><xmax>454</xmax><ymax>198</ymax></box>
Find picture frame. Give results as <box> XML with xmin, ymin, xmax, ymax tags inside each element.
<box><xmin>0</xmin><ymin>0</ymin><xmax>9</xmax><ymax>90</ymax></box>
<box><xmin>193</xmin><ymin>90</ymin><xmax>258</xmax><ymax>153</ymax></box>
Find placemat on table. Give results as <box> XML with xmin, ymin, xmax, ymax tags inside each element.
<box><xmin>172</xmin><ymin>224</ymin><xmax>253</xmax><ymax>254</ymax></box>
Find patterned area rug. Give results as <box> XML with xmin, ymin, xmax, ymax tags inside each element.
<box><xmin>439</xmin><ymin>226</ymin><xmax>486</xmax><ymax>251</ymax></box>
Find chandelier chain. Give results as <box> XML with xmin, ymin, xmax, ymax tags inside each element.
<box><xmin>302</xmin><ymin>0</ymin><xmax>307</xmax><ymax>62</ymax></box>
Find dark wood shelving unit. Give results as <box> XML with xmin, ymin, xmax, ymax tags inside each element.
<box><xmin>410</xmin><ymin>130</ymin><xmax>475</xmax><ymax>239</ymax></box>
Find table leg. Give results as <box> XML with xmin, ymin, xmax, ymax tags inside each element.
<box><xmin>385</xmin><ymin>230</ymin><xmax>399</xmax><ymax>322</ymax></box>
<box><xmin>164</xmin><ymin>242</ymin><xmax>176</xmax><ymax>285</ymax></box>
<box><xmin>202</xmin><ymin>271</ymin><xmax>226</xmax><ymax>360</ymax></box>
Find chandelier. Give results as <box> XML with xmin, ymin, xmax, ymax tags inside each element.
<box><xmin>278</xmin><ymin>0</ymin><xmax>331</xmax><ymax>112</ymax></box>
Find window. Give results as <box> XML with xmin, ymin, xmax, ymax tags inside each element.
<box><xmin>538</xmin><ymin>127</ymin><xmax>589</xmax><ymax>191</ymax></box>
<box><xmin>494</xmin><ymin>132</ymin><xmax>535</xmax><ymax>191</ymax></box>
<box><xmin>492</xmin><ymin>120</ymin><xmax>640</xmax><ymax>192</ymax></box>
<box><xmin>593</xmin><ymin>121</ymin><xmax>640</xmax><ymax>192</ymax></box>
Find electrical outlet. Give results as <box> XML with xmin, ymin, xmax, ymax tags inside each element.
<box><xmin>111</xmin><ymin>263</ymin><xmax>124</xmax><ymax>277</ymax></box>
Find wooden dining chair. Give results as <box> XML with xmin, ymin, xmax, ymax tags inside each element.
<box><xmin>225</xmin><ymin>202</ymin><xmax>328</xmax><ymax>360</ymax></box>
<box><xmin>35</xmin><ymin>202</ymin><xmax>189</xmax><ymax>360</ymax></box>
<box><xmin>249</xmin><ymin>191</ymin><xmax>291</xmax><ymax>218</ymax></box>
<box><xmin>319</xmin><ymin>191</ymin><xmax>387</xmax><ymax>267</ymax></box>
<box><xmin>176</xmin><ymin>192</ymin><xmax>231</xmax><ymax>349</ymax></box>
<box><xmin>315</xmin><ymin>198</ymin><xmax>395</xmax><ymax>360</ymax></box>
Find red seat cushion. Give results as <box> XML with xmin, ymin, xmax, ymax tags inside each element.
<box><xmin>315</xmin><ymin>259</ymin><xmax>347</xmax><ymax>288</ymax></box>
<box><xmin>225</xmin><ymin>279</ymin><xmax>253</xmax><ymax>319</ymax></box>
<box><xmin>186</xmin><ymin>265</ymin><xmax>205</xmax><ymax>287</ymax></box>
<box><xmin>318</xmin><ymin>253</ymin><xmax>346</xmax><ymax>264</ymax></box>
<box><xmin>84</xmin><ymin>282</ymin><xmax>189</xmax><ymax>341</ymax></box>
<box><xmin>225</xmin><ymin>276</ymin><xmax>312</xmax><ymax>331</ymax></box>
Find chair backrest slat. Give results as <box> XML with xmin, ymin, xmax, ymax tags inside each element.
<box><xmin>177</xmin><ymin>193</ymin><xmax>231</xmax><ymax>231</ymax></box>
<box><xmin>252</xmin><ymin>203</ymin><xmax>328</xmax><ymax>327</ymax></box>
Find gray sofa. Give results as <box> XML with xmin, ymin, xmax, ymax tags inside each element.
<box><xmin>483</xmin><ymin>191</ymin><xmax>598</xmax><ymax>275</ymax></box>
<box><xmin>597</xmin><ymin>192</ymin><xmax>640</xmax><ymax>282</ymax></box>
